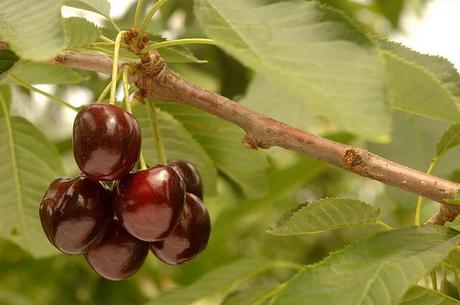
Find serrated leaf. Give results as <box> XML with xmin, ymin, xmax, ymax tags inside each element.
<box><xmin>133</xmin><ymin>104</ymin><xmax>217</xmax><ymax>196</ymax></box>
<box><xmin>0</xmin><ymin>95</ymin><xmax>63</xmax><ymax>257</ymax></box>
<box><xmin>64</xmin><ymin>17</ymin><xmax>101</xmax><ymax>48</ymax></box>
<box><xmin>437</xmin><ymin>125</ymin><xmax>460</xmax><ymax>157</ymax></box>
<box><xmin>271</xmin><ymin>226</ymin><xmax>460</xmax><ymax>305</ymax></box>
<box><xmin>400</xmin><ymin>286</ymin><xmax>460</xmax><ymax>305</ymax></box>
<box><xmin>158</xmin><ymin>103</ymin><xmax>268</xmax><ymax>198</ymax></box>
<box><xmin>146</xmin><ymin>258</ymin><xmax>276</xmax><ymax>305</ymax></box>
<box><xmin>11</xmin><ymin>62</ymin><xmax>85</xmax><ymax>84</ymax></box>
<box><xmin>379</xmin><ymin>39</ymin><xmax>460</xmax><ymax>123</ymax></box>
<box><xmin>268</xmin><ymin>198</ymin><xmax>380</xmax><ymax>236</ymax></box>
<box><xmin>0</xmin><ymin>50</ymin><xmax>19</xmax><ymax>75</ymax></box>
<box><xmin>0</xmin><ymin>0</ymin><xmax>65</xmax><ymax>60</ymax></box>
<box><xmin>195</xmin><ymin>0</ymin><xmax>391</xmax><ymax>141</ymax></box>
<box><xmin>63</xmin><ymin>0</ymin><xmax>111</xmax><ymax>17</ymax></box>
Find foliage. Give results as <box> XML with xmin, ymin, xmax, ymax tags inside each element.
<box><xmin>1</xmin><ymin>0</ymin><xmax>460</xmax><ymax>305</ymax></box>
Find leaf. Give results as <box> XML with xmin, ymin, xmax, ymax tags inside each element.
<box><xmin>64</xmin><ymin>17</ymin><xmax>102</xmax><ymax>48</ymax></box>
<box><xmin>0</xmin><ymin>50</ymin><xmax>19</xmax><ymax>75</ymax></box>
<box><xmin>158</xmin><ymin>103</ymin><xmax>269</xmax><ymax>198</ymax></box>
<box><xmin>0</xmin><ymin>85</ymin><xmax>11</xmax><ymax>116</ymax></box>
<box><xmin>0</xmin><ymin>0</ymin><xmax>65</xmax><ymax>60</ymax></box>
<box><xmin>379</xmin><ymin>39</ymin><xmax>460</xmax><ymax>123</ymax></box>
<box><xmin>0</xmin><ymin>92</ymin><xmax>63</xmax><ymax>257</ymax></box>
<box><xmin>11</xmin><ymin>62</ymin><xmax>85</xmax><ymax>84</ymax></box>
<box><xmin>133</xmin><ymin>104</ymin><xmax>218</xmax><ymax>196</ymax></box>
<box><xmin>400</xmin><ymin>286</ymin><xmax>460</xmax><ymax>305</ymax></box>
<box><xmin>63</xmin><ymin>0</ymin><xmax>111</xmax><ymax>17</ymax></box>
<box><xmin>437</xmin><ymin>125</ymin><xmax>460</xmax><ymax>157</ymax></box>
<box><xmin>271</xmin><ymin>226</ymin><xmax>460</xmax><ymax>305</ymax></box>
<box><xmin>146</xmin><ymin>258</ymin><xmax>277</xmax><ymax>305</ymax></box>
<box><xmin>194</xmin><ymin>0</ymin><xmax>391</xmax><ymax>141</ymax></box>
<box><xmin>222</xmin><ymin>279</ymin><xmax>280</xmax><ymax>305</ymax></box>
<box><xmin>158</xmin><ymin>47</ymin><xmax>207</xmax><ymax>64</ymax></box>
<box><xmin>268</xmin><ymin>198</ymin><xmax>380</xmax><ymax>236</ymax></box>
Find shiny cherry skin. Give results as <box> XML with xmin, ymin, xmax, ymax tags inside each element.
<box><xmin>114</xmin><ymin>165</ymin><xmax>186</xmax><ymax>242</ymax></box>
<box><xmin>85</xmin><ymin>219</ymin><xmax>149</xmax><ymax>281</ymax></box>
<box><xmin>167</xmin><ymin>160</ymin><xmax>203</xmax><ymax>199</ymax></box>
<box><xmin>73</xmin><ymin>104</ymin><xmax>141</xmax><ymax>181</ymax></box>
<box><xmin>39</xmin><ymin>176</ymin><xmax>112</xmax><ymax>255</ymax></box>
<box><xmin>151</xmin><ymin>193</ymin><xmax>211</xmax><ymax>265</ymax></box>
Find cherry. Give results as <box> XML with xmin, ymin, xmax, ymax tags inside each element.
<box><xmin>39</xmin><ymin>176</ymin><xmax>112</xmax><ymax>255</ymax></box>
<box><xmin>73</xmin><ymin>104</ymin><xmax>141</xmax><ymax>181</ymax></box>
<box><xmin>114</xmin><ymin>165</ymin><xmax>186</xmax><ymax>242</ymax></box>
<box><xmin>85</xmin><ymin>219</ymin><xmax>149</xmax><ymax>281</ymax></box>
<box><xmin>168</xmin><ymin>160</ymin><xmax>203</xmax><ymax>199</ymax></box>
<box><xmin>151</xmin><ymin>193</ymin><xmax>211</xmax><ymax>265</ymax></box>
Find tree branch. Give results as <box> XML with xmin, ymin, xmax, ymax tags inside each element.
<box><xmin>7</xmin><ymin>47</ymin><xmax>460</xmax><ymax>225</ymax></box>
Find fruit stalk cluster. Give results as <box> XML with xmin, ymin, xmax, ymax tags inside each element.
<box><xmin>39</xmin><ymin>103</ymin><xmax>211</xmax><ymax>281</ymax></box>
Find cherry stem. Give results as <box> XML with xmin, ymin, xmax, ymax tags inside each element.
<box><xmin>109</xmin><ymin>31</ymin><xmax>127</xmax><ymax>105</ymax></box>
<box><xmin>414</xmin><ymin>156</ymin><xmax>440</xmax><ymax>225</ymax></box>
<box><xmin>430</xmin><ymin>269</ymin><xmax>438</xmax><ymax>291</ymax></box>
<box><xmin>146</xmin><ymin>100</ymin><xmax>167</xmax><ymax>165</ymax></box>
<box><xmin>142</xmin><ymin>38</ymin><xmax>217</xmax><ymax>52</ymax></box>
<box><xmin>450</xmin><ymin>254</ymin><xmax>460</xmax><ymax>297</ymax></box>
<box><xmin>139</xmin><ymin>0</ymin><xmax>169</xmax><ymax>32</ymax></box>
<box><xmin>97</xmin><ymin>68</ymin><xmax>126</xmax><ymax>103</ymax></box>
<box><xmin>9</xmin><ymin>76</ymin><xmax>79</xmax><ymax>112</ymax></box>
<box><xmin>134</xmin><ymin>0</ymin><xmax>145</xmax><ymax>28</ymax></box>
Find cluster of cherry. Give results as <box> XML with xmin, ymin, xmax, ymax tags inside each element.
<box><xmin>39</xmin><ymin>104</ymin><xmax>210</xmax><ymax>281</ymax></box>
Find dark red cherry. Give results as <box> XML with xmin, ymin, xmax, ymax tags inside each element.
<box><xmin>151</xmin><ymin>193</ymin><xmax>211</xmax><ymax>265</ymax></box>
<box><xmin>73</xmin><ymin>104</ymin><xmax>141</xmax><ymax>181</ymax></box>
<box><xmin>85</xmin><ymin>219</ymin><xmax>149</xmax><ymax>281</ymax></box>
<box><xmin>114</xmin><ymin>165</ymin><xmax>186</xmax><ymax>241</ymax></box>
<box><xmin>39</xmin><ymin>176</ymin><xmax>112</xmax><ymax>255</ymax></box>
<box><xmin>167</xmin><ymin>160</ymin><xmax>203</xmax><ymax>199</ymax></box>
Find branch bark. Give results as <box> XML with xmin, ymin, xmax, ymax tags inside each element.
<box><xmin>9</xmin><ymin>48</ymin><xmax>460</xmax><ymax>225</ymax></box>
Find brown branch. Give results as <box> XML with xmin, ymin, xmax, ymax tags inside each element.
<box><xmin>4</xmin><ymin>46</ymin><xmax>460</xmax><ymax>224</ymax></box>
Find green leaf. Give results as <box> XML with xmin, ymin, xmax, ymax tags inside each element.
<box><xmin>0</xmin><ymin>0</ymin><xmax>65</xmax><ymax>60</ymax></box>
<box><xmin>0</xmin><ymin>85</ymin><xmax>11</xmax><ymax>116</ymax></box>
<box><xmin>0</xmin><ymin>50</ymin><xmax>19</xmax><ymax>75</ymax></box>
<box><xmin>0</xmin><ymin>116</ymin><xmax>63</xmax><ymax>257</ymax></box>
<box><xmin>222</xmin><ymin>279</ymin><xmax>280</xmax><ymax>305</ymax></box>
<box><xmin>195</xmin><ymin>0</ymin><xmax>391</xmax><ymax>141</ymax></box>
<box><xmin>133</xmin><ymin>104</ymin><xmax>218</xmax><ymax>196</ymax></box>
<box><xmin>379</xmin><ymin>39</ymin><xmax>460</xmax><ymax>123</ymax></box>
<box><xmin>400</xmin><ymin>286</ymin><xmax>460</xmax><ymax>305</ymax></box>
<box><xmin>437</xmin><ymin>125</ymin><xmax>460</xmax><ymax>157</ymax></box>
<box><xmin>158</xmin><ymin>47</ymin><xmax>207</xmax><ymax>64</ymax></box>
<box><xmin>63</xmin><ymin>0</ymin><xmax>111</xmax><ymax>17</ymax></box>
<box><xmin>64</xmin><ymin>17</ymin><xmax>102</xmax><ymax>48</ymax></box>
<box><xmin>146</xmin><ymin>258</ymin><xmax>277</xmax><ymax>305</ymax></box>
<box><xmin>271</xmin><ymin>226</ymin><xmax>460</xmax><ymax>305</ymax></box>
<box><xmin>268</xmin><ymin>198</ymin><xmax>380</xmax><ymax>236</ymax></box>
<box><xmin>158</xmin><ymin>103</ymin><xmax>268</xmax><ymax>198</ymax></box>
<box><xmin>11</xmin><ymin>62</ymin><xmax>85</xmax><ymax>84</ymax></box>
<box><xmin>241</xmin><ymin>75</ymin><xmax>318</xmax><ymax>133</ymax></box>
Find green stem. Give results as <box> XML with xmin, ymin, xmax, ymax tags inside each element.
<box><xmin>134</xmin><ymin>0</ymin><xmax>145</xmax><ymax>28</ymax></box>
<box><xmin>139</xmin><ymin>0</ymin><xmax>170</xmax><ymax>32</ymax></box>
<box><xmin>10</xmin><ymin>76</ymin><xmax>78</xmax><ymax>112</ymax></box>
<box><xmin>146</xmin><ymin>100</ymin><xmax>166</xmax><ymax>165</ymax></box>
<box><xmin>100</xmin><ymin>35</ymin><xmax>115</xmax><ymax>44</ymax></box>
<box><xmin>109</xmin><ymin>18</ymin><xmax>121</xmax><ymax>32</ymax></box>
<box><xmin>143</xmin><ymin>38</ymin><xmax>217</xmax><ymax>52</ymax></box>
<box><xmin>122</xmin><ymin>68</ymin><xmax>132</xmax><ymax>112</ymax></box>
<box><xmin>374</xmin><ymin>220</ymin><xmax>393</xmax><ymax>230</ymax></box>
<box><xmin>109</xmin><ymin>31</ymin><xmax>127</xmax><ymax>105</ymax></box>
<box><xmin>414</xmin><ymin>156</ymin><xmax>440</xmax><ymax>225</ymax></box>
<box><xmin>251</xmin><ymin>284</ymin><xmax>285</xmax><ymax>305</ymax></box>
<box><xmin>97</xmin><ymin>68</ymin><xmax>125</xmax><ymax>103</ymax></box>
<box><xmin>431</xmin><ymin>269</ymin><xmax>438</xmax><ymax>291</ymax></box>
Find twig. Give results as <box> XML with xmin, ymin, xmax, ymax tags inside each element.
<box><xmin>2</xmin><ymin>44</ymin><xmax>458</xmax><ymax>224</ymax></box>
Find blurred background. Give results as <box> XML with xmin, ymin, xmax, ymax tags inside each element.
<box><xmin>2</xmin><ymin>1</ymin><xmax>460</xmax><ymax>304</ymax></box>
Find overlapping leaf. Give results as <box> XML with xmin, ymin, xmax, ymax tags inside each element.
<box><xmin>436</xmin><ymin>125</ymin><xmax>460</xmax><ymax>157</ymax></box>
<box><xmin>195</xmin><ymin>0</ymin><xmax>391</xmax><ymax>141</ymax></box>
<box><xmin>0</xmin><ymin>0</ymin><xmax>65</xmax><ymax>60</ymax></box>
<box><xmin>271</xmin><ymin>226</ymin><xmax>460</xmax><ymax>305</ymax></box>
<box><xmin>0</xmin><ymin>50</ymin><xmax>19</xmax><ymax>76</ymax></box>
<box><xmin>400</xmin><ymin>286</ymin><xmax>460</xmax><ymax>305</ymax></box>
<box><xmin>63</xmin><ymin>0</ymin><xmax>111</xmax><ymax>17</ymax></box>
<box><xmin>158</xmin><ymin>103</ymin><xmax>268</xmax><ymax>198</ymax></box>
<box><xmin>11</xmin><ymin>63</ymin><xmax>85</xmax><ymax>84</ymax></box>
<box><xmin>0</xmin><ymin>97</ymin><xmax>63</xmax><ymax>257</ymax></box>
<box><xmin>268</xmin><ymin>198</ymin><xmax>380</xmax><ymax>236</ymax></box>
<box><xmin>379</xmin><ymin>39</ymin><xmax>460</xmax><ymax>123</ymax></box>
<box><xmin>64</xmin><ymin>17</ymin><xmax>101</xmax><ymax>48</ymax></box>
